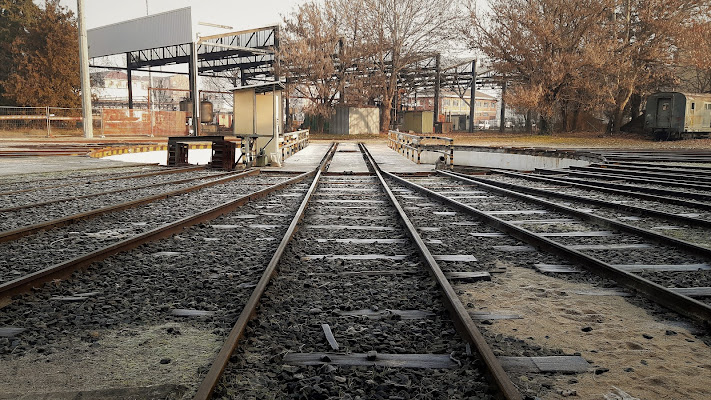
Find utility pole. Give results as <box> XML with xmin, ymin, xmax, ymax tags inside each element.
<box><xmin>499</xmin><ymin>79</ymin><xmax>507</xmax><ymax>132</ymax></box>
<box><xmin>468</xmin><ymin>59</ymin><xmax>476</xmax><ymax>133</ymax></box>
<box><xmin>433</xmin><ymin>54</ymin><xmax>441</xmax><ymax>132</ymax></box>
<box><xmin>77</xmin><ymin>0</ymin><xmax>93</xmax><ymax>138</ymax></box>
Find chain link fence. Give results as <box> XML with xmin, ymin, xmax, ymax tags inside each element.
<box><xmin>0</xmin><ymin>100</ymin><xmax>232</xmax><ymax>137</ymax></box>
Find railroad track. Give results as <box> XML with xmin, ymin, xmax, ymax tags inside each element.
<box><xmin>392</xmin><ymin>171</ymin><xmax>711</xmax><ymax>318</ymax></box>
<box><xmin>0</xmin><ymin>164</ymin><xmax>204</xmax><ymax>196</ymax></box>
<box><xmin>1</xmin><ymin>144</ymin><xmax>710</xmax><ymax>399</ymax></box>
<box><xmin>0</xmin><ymin>162</ymin><xmax>160</xmax><ymax>187</ymax></box>
<box><xmin>536</xmin><ymin>165</ymin><xmax>711</xmax><ymax>200</ymax></box>
<box><xmin>196</xmin><ymin>143</ymin><xmax>519</xmax><ymax>399</ymax></box>
<box><xmin>0</xmin><ymin>168</ymin><xmax>248</xmax><ymax>227</ymax></box>
<box><xmin>0</xmin><ymin>168</ymin><xmax>271</xmax><ymax>239</ymax></box>
<box><xmin>0</xmin><ymin>169</ymin><xmax>315</xmax><ymax>303</ymax></box>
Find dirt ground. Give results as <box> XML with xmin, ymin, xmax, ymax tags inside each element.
<box><xmin>458</xmin><ymin>265</ymin><xmax>711</xmax><ymax>400</ymax></box>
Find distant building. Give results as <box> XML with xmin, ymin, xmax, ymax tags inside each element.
<box><xmin>404</xmin><ymin>90</ymin><xmax>498</xmax><ymax>131</ymax></box>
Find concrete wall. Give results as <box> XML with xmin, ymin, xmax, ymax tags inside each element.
<box><xmin>349</xmin><ymin>108</ymin><xmax>379</xmax><ymax>135</ymax></box>
<box><xmin>416</xmin><ymin>147</ymin><xmax>595</xmax><ymax>171</ymax></box>
<box><xmin>330</xmin><ymin>107</ymin><xmax>380</xmax><ymax>134</ymax></box>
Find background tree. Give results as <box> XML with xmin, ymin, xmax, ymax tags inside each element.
<box><xmin>467</xmin><ymin>0</ymin><xmax>711</xmax><ymax>134</ymax></box>
<box><xmin>278</xmin><ymin>1</ymin><xmax>349</xmax><ymax>132</ymax></box>
<box><xmin>358</xmin><ymin>0</ymin><xmax>458</xmax><ymax>131</ymax></box>
<box><xmin>0</xmin><ymin>0</ymin><xmax>40</xmax><ymax>105</ymax></box>
<box><xmin>600</xmin><ymin>0</ymin><xmax>711</xmax><ymax>133</ymax></box>
<box><xmin>467</xmin><ymin>0</ymin><xmax>612</xmax><ymax>134</ymax></box>
<box><xmin>2</xmin><ymin>0</ymin><xmax>79</xmax><ymax>107</ymax></box>
<box><xmin>676</xmin><ymin>21</ymin><xmax>711</xmax><ymax>93</ymax></box>
<box><xmin>281</xmin><ymin>0</ymin><xmax>458</xmax><ymax>132</ymax></box>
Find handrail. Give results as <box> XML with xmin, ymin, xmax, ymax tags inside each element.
<box><xmin>387</xmin><ymin>130</ymin><xmax>454</xmax><ymax>168</ymax></box>
<box><xmin>280</xmin><ymin>129</ymin><xmax>310</xmax><ymax>161</ymax></box>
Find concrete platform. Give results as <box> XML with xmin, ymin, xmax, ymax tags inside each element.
<box><xmin>264</xmin><ymin>142</ymin><xmax>435</xmax><ymax>174</ymax></box>
<box><xmin>0</xmin><ymin>142</ymin><xmax>434</xmax><ymax>177</ymax></box>
<box><xmin>365</xmin><ymin>143</ymin><xmax>435</xmax><ymax>174</ymax></box>
<box><xmin>264</xmin><ymin>142</ymin><xmax>332</xmax><ymax>173</ymax></box>
<box><xmin>329</xmin><ymin>142</ymin><xmax>370</xmax><ymax>173</ymax></box>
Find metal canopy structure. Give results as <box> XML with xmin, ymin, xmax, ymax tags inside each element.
<box><xmin>125</xmin><ymin>27</ymin><xmax>278</xmax><ymax>81</ymax></box>
<box><xmin>87</xmin><ymin>8</ymin><xmax>278</xmax><ymax>135</ymax></box>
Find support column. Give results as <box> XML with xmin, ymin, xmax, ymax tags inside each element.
<box><xmin>468</xmin><ymin>59</ymin><xmax>477</xmax><ymax>133</ymax></box>
<box><xmin>126</xmin><ymin>53</ymin><xmax>133</xmax><ymax>110</ymax></box>
<box><xmin>433</xmin><ymin>54</ymin><xmax>441</xmax><ymax>131</ymax></box>
<box><xmin>240</xmin><ymin>68</ymin><xmax>247</xmax><ymax>86</ymax></box>
<box><xmin>500</xmin><ymin>79</ymin><xmax>507</xmax><ymax>132</ymax></box>
<box><xmin>285</xmin><ymin>83</ymin><xmax>291</xmax><ymax>132</ymax></box>
<box><xmin>189</xmin><ymin>42</ymin><xmax>200</xmax><ymax>136</ymax></box>
<box><xmin>77</xmin><ymin>0</ymin><xmax>92</xmax><ymax>138</ymax></box>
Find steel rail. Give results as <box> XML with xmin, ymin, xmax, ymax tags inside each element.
<box><xmin>538</xmin><ymin>168</ymin><xmax>711</xmax><ymax>194</ymax></box>
<box><xmin>0</xmin><ymin>170</ymin><xmax>315</xmax><ymax>306</ymax></box>
<box><xmin>193</xmin><ymin>143</ymin><xmax>337</xmax><ymax>400</ymax></box>
<box><xmin>604</xmin><ymin>161</ymin><xmax>711</xmax><ymax>172</ymax></box>
<box><xmin>604</xmin><ymin>155</ymin><xmax>711</xmax><ymax>163</ymax></box>
<box><xmin>0</xmin><ymin>165</ymin><xmax>206</xmax><ymax>196</ymax></box>
<box><xmin>439</xmin><ymin>171</ymin><xmax>711</xmax><ymax>259</ymax></box>
<box><xmin>383</xmin><ymin>171</ymin><xmax>711</xmax><ymax>327</ymax></box>
<box><xmin>458</xmin><ymin>171</ymin><xmax>711</xmax><ymax>229</ymax></box>
<box><xmin>590</xmin><ymin>162</ymin><xmax>711</xmax><ymax>176</ymax></box>
<box><xmin>0</xmin><ymin>169</ymin><xmax>260</xmax><ymax>243</ymax></box>
<box><xmin>534</xmin><ymin>170</ymin><xmax>711</xmax><ymax>202</ymax></box>
<box><xmin>491</xmin><ymin>169</ymin><xmax>711</xmax><ymax>213</ymax></box>
<box><xmin>361</xmin><ymin>144</ymin><xmax>522</xmax><ymax>400</ymax></box>
<box><xmin>0</xmin><ymin>162</ymin><xmax>159</xmax><ymax>183</ymax></box>
<box><xmin>0</xmin><ymin>171</ymin><xmax>237</xmax><ymax>213</ymax></box>
<box><xmin>570</xmin><ymin>165</ymin><xmax>711</xmax><ymax>185</ymax></box>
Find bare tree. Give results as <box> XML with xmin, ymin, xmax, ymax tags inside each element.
<box><xmin>675</xmin><ymin>21</ymin><xmax>711</xmax><ymax>93</ymax></box>
<box><xmin>600</xmin><ymin>0</ymin><xmax>711</xmax><ymax>133</ymax></box>
<box><xmin>280</xmin><ymin>0</ymin><xmax>459</xmax><ymax>132</ymax></box>
<box><xmin>467</xmin><ymin>0</ymin><xmax>612</xmax><ymax>134</ymax></box>
<box><xmin>278</xmin><ymin>1</ymin><xmax>346</xmax><ymax>130</ymax></box>
<box><xmin>358</xmin><ymin>0</ymin><xmax>459</xmax><ymax>131</ymax></box>
<box><xmin>466</xmin><ymin>0</ymin><xmax>711</xmax><ymax>134</ymax></box>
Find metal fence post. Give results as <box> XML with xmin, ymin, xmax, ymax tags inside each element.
<box><xmin>100</xmin><ymin>108</ymin><xmax>105</xmax><ymax>138</ymax></box>
<box><xmin>46</xmin><ymin>107</ymin><xmax>51</xmax><ymax>137</ymax></box>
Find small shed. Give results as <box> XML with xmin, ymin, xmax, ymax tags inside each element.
<box><xmin>330</xmin><ymin>106</ymin><xmax>380</xmax><ymax>135</ymax></box>
<box><xmin>403</xmin><ymin>111</ymin><xmax>434</xmax><ymax>134</ymax></box>
<box><xmin>233</xmin><ymin>82</ymin><xmax>284</xmax><ymax>164</ymax></box>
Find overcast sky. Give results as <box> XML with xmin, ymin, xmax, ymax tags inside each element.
<box><xmin>53</xmin><ymin>0</ymin><xmax>306</xmax><ymax>31</ymax></box>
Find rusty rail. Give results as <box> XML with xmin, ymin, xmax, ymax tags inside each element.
<box><xmin>361</xmin><ymin>143</ymin><xmax>522</xmax><ymax>400</ymax></box>
<box><xmin>388</xmin><ymin>169</ymin><xmax>711</xmax><ymax>327</ymax></box>
<box><xmin>0</xmin><ymin>165</ymin><xmax>205</xmax><ymax>196</ymax></box>
<box><xmin>193</xmin><ymin>143</ymin><xmax>337</xmax><ymax>400</ymax></box>
<box><xmin>0</xmin><ymin>170</ymin><xmax>238</xmax><ymax>213</ymax></box>
<box><xmin>0</xmin><ymin>169</ymin><xmax>260</xmax><ymax>243</ymax></box>
<box><xmin>0</xmin><ymin>171</ymin><xmax>315</xmax><ymax>306</ymax></box>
